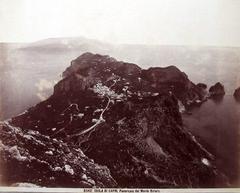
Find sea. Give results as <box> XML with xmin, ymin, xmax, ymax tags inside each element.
<box><xmin>183</xmin><ymin>94</ymin><xmax>240</xmax><ymax>186</ymax></box>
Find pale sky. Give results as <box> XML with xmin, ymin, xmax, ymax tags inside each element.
<box><xmin>0</xmin><ymin>0</ymin><xmax>240</xmax><ymax>46</ymax></box>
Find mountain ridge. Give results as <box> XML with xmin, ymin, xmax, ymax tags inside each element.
<box><xmin>0</xmin><ymin>53</ymin><xmax>229</xmax><ymax>188</ymax></box>
<box><xmin>1</xmin><ymin>37</ymin><xmax>240</xmax><ymax>121</ymax></box>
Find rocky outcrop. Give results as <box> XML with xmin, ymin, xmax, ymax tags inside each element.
<box><xmin>233</xmin><ymin>87</ymin><xmax>240</xmax><ymax>101</ymax></box>
<box><xmin>62</xmin><ymin>52</ymin><xmax>141</xmax><ymax>79</ymax></box>
<box><xmin>1</xmin><ymin>53</ymin><xmax>228</xmax><ymax>188</ymax></box>
<box><xmin>0</xmin><ymin>122</ymin><xmax>117</xmax><ymax>188</ymax></box>
<box><xmin>141</xmin><ymin>66</ymin><xmax>196</xmax><ymax>106</ymax></box>
<box><xmin>209</xmin><ymin>82</ymin><xmax>225</xmax><ymax>97</ymax></box>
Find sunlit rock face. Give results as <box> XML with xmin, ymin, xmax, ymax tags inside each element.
<box><xmin>1</xmin><ymin>53</ymin><xmax>228</xmax><ymax>188</ymax></box>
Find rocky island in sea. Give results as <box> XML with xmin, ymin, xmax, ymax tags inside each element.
<box><xmin>209</xmin><ymin>82</ymin><xmax>225</xmax><ymax>97</ymax></box>
<box><xmin>0</xmin><ymin>53</ymin><xmax>230</xmax><ymax>188</ymax></box>
<box><xmin>234</xmin><ymin>87</ymin><xmax>240</xmax><ymax>101</ymax></box>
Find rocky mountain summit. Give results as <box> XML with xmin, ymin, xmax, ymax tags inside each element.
<box><xmin>0</xmin><ymin>53</ymin><xmax>228</xmax><ymax>188</ymax></box>
<box><xmin>60</xmin><ymin>53</ymin><xmax>206</xmax><ymax>107</ymax></box>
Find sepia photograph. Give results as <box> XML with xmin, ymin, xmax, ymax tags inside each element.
<box><xmin>0</xmin><ymin>0</ymin><xmax>239</xmax><ymax>192</ymax></box>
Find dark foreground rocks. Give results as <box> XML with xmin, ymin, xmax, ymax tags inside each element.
<box><xmin>0</xmin><ymin>122</ymin><xmax>117</xmax><ymax>188</ymax></box>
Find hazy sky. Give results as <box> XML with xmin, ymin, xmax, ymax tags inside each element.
<box><xmin>0</xmin><ymin>0</ymin><xmax>240</xmax><ymax>46</ymax></box>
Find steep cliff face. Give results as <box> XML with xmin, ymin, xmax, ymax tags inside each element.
<box><xmin>1</xmin><ymin>53</ymin><xmax>228</xmax><ymax>188</ymax></box>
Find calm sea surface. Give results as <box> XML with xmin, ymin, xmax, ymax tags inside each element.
<box><xmin>183</xmin><ymin>94</ymin><xmax>240</xmax><ymax>186</ymax></box>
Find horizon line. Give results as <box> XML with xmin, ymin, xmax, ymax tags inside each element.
<box><xmin>0</xmin><ymin>36</ymin><xmax>240</xmax><ymax>49</ymax></box>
